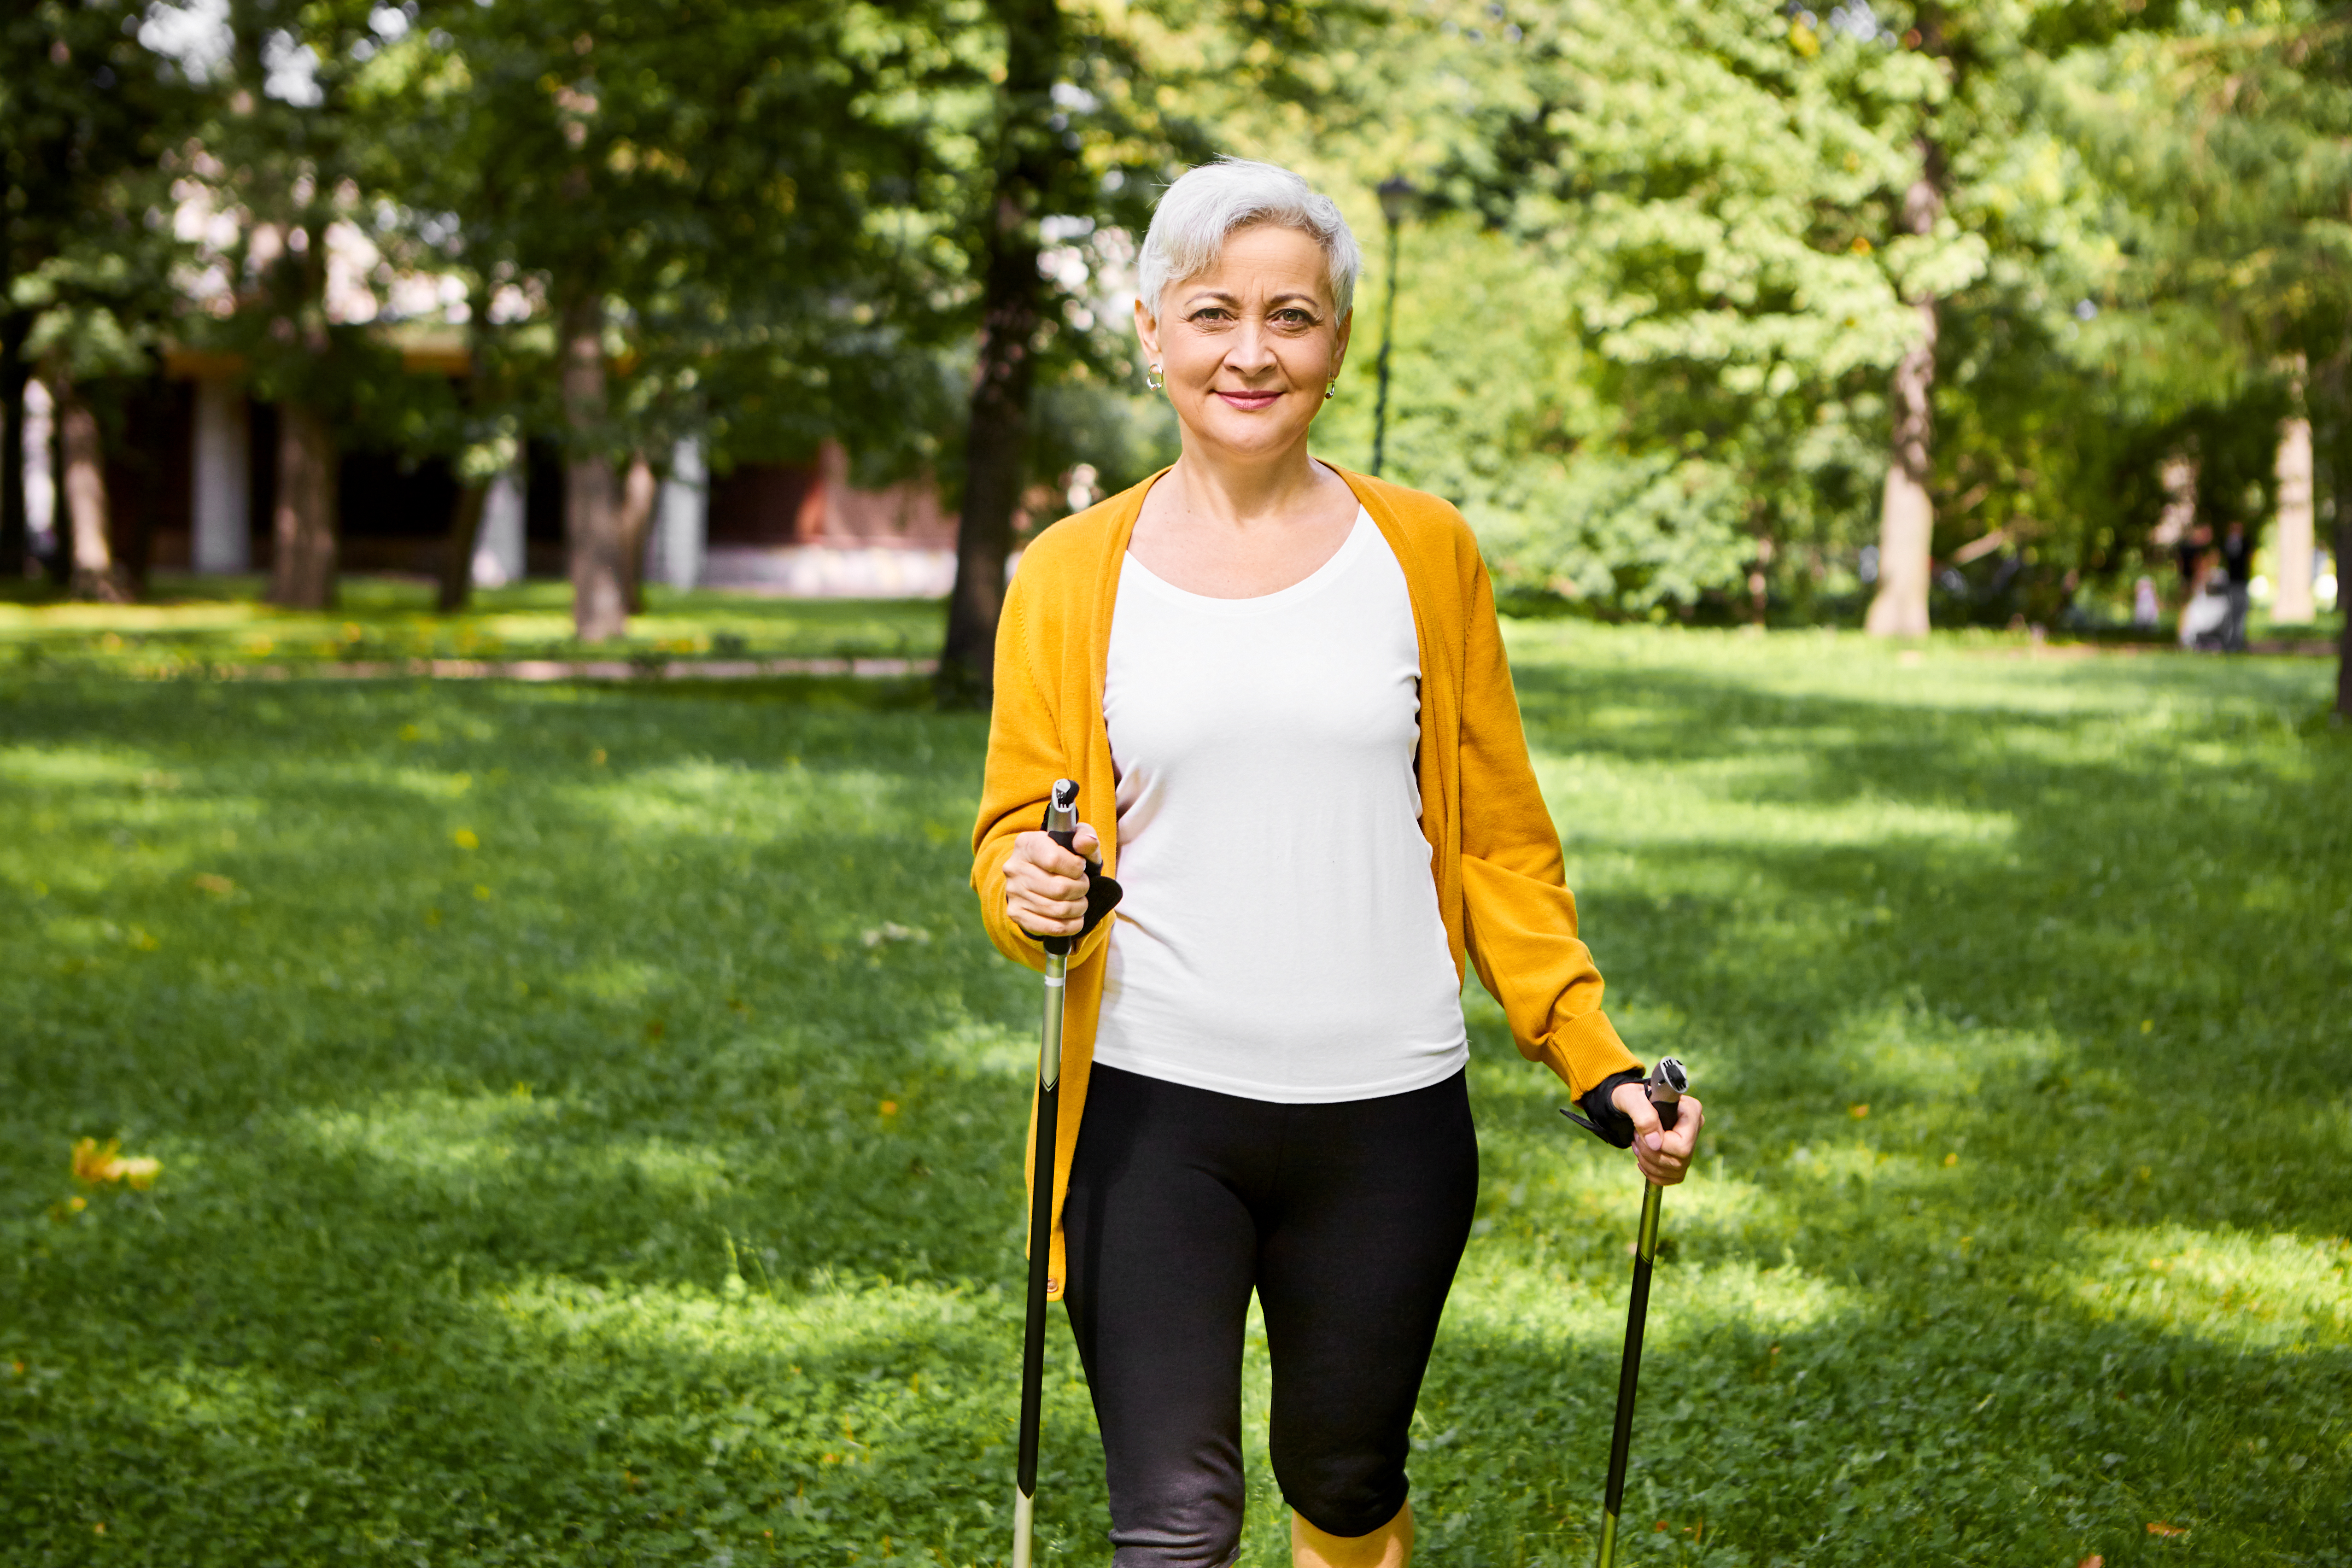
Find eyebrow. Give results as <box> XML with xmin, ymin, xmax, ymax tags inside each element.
<box><xmin>1181</xmin><ymin>289</ymin><xmax>1324</xmax><ymax>310</ymax></box>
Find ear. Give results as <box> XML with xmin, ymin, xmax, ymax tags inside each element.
<box><xmin>1133</xmin><ymin>296</ymin><xmax>1163</xmax><ymax>369</ymax></box>
<box><xmin>1331</xmin><ymin>307</ymin><xmax>1354</xmax><ymax>378</ymax></box>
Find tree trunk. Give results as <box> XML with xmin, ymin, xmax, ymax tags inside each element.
<box><xmin>560</xmin><ymin>290</ymin><xmax>627</xmax><ymax>643</ymax></box>
<box><xmin>936</xmin><ymin>0</ymin><xmax>1065</xmax><ymax>707</ymax></box>
<box><xmin>618</xmin><ymin>450</ymin><xmax>657</xmax><ymax>614</ymax></box>
<box><xmin>40</xmin><ymin>384</ymin><xmax>68</xmax><ymax>586</ymax></box>
<box><xmin>2272</xmin><ymin>413</ymin><xmax>2316</xmax><ymax>626</ymax></box>
<box><xmin>269</xmin><ymin>402</ymin><xmax>339</xmax><ymax>608</ymax></box>
<box><xmin>57</xmin><ymin>377</ymin><xmax>130</xmax><ymax>603</ymax></box>
<box><xmin>1</xmin><ymin>313</ymin><xmax>28</xmax><ymax>580</ymax></box>
<box><xmin>437</xmin><ymin>481</ymin><xmax>490</xmax><ymax>613</ymax></box>
<box><xmin>1865</xmin><ymin>156</ymin><xmax>1943</xmax><ymax>639</ymax></box>
<box><xmin>2321</xmin><ymin>360</ymin><xmax>2352</xmax><ymax>719</ymax></box>
<box><xmin>2337</xmin><ymin>504</ymin><xmax>2351</xmax><ymax>719</ymax></box>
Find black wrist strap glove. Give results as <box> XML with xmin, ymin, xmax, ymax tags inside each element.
<box><xmin>1031</xmin><ymin>802</ymin><xmax>1123</xmax><ymax>952</ymax></box>
<box><xmin>1561</xmin><ymin>1067</ymin><xmax>1647</xmax><ymax>1148</ymax></box>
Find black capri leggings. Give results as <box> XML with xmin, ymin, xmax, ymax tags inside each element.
<box><xmin>1062</xmin><ymin>1063</ymin><xmax>1480</xmax><ymax>1568</ymax></box>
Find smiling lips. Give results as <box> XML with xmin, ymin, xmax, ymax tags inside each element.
<box><xmin>1214</xmin><ymin>389</ymin><xmax>1284</xmax><ymax>410</ymax></box>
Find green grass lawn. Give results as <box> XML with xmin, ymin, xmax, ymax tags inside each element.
<box><xmin>1</xmin><ymin>616</ymin><xmax>2346</xmax><ymax>1567</ymax></box>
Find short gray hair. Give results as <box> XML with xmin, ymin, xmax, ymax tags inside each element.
<box><xmin>1138</xmin><ymin>158</ymin><xmax>1363</xmax><ymax>322</ymax></box>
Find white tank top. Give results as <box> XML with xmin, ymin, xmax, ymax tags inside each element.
<box><xmin>1091</xmin><ymin>509</ymin><xmax>1469</xmax><ymax>1103</ymax></box>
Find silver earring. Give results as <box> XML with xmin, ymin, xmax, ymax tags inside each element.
<box><xmin>1147</xmin><ymin>363</ymin><xmax>1164</xmax><ymax>391</ymax></box>
<box><xmin>1324</xmin><ymin>379</ymin><xmax>1338</xmax><ymax>400</ymax></box>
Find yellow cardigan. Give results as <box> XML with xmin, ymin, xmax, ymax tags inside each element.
<box><xmin>969</xmin><ymin>463</ymin><xmax>1641</xmax><ymax>1296</ymax></box>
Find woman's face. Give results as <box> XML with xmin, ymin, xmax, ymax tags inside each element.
<box><xmin>1135</xmin><ymin>222</ymin><xmax>1352</xmax><ymax>466</ymax></box>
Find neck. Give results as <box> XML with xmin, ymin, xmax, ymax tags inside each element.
<box><xmin>1164</xmin><ymin>436</ymin><xmax>1331</xmax><ymax>529</ymax></box>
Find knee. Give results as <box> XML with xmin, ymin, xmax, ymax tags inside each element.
<box><xmin>1109</xmin><ymin>1510</ymin><xmax>1242</xmax><ymax>1568</ymax></box>
<box><xmin>1275</xmin><ymin>1445</ymin><xmax>1409</xmax><ymax>1542</ymax></box>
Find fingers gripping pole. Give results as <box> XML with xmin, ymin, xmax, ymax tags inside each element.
<box><xmin>1593</xmin><ymin>1058</ymin><xmax>1687</xmax><ymax>1568</ymax></box>
<box><xmin>1014</xmin><ymin>780</ymin><xmax>1080</xmax><ymax>1568</ymax></box>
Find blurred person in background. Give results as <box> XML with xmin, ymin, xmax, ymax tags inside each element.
<box><xmin>2175</xmin><ymin>522</ymin><xmax>2219</xmax><ymax>648</ymax></box>
<box><xmin>2217</xmin><ymin>519</ymin><xmax>2255</xmax><ymax>651</ymax></box>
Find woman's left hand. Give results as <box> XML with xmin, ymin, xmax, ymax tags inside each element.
<box><xmin>1611</xmin><ymin>1082</ymin><xmax>1704</xmax><ymax>1186</ymax></box>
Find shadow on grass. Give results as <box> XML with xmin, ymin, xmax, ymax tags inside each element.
<box><xmin>1</xmin><ymin>644</ymin><xmax>2346</xmax><ymax>1566</ymax></box>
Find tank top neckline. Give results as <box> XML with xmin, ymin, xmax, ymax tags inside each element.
<box><xmin>1118</xmin><ymin>509</ymin><xmax>1374</xmax><ymax>616</ymax></box>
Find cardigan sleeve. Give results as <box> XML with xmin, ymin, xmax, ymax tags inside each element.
<box><xmin>1452</xmin><ymin>547</ymin><xmax>1643</xmax><ymax>1099</ymax></box>
<box><xmin>969</xmin><ymin>566</ymin><xmax>1116</xmax><ymax>975</ymax></box>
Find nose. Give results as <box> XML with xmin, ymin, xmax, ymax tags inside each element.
<box><xmin>1223</xmin><ymin>321</ymin><xmax>1280</xmax><ymax>380</ymax></box>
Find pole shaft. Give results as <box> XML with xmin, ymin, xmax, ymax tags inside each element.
<box><xmin>1014</xmin><ymin>948</ymin><xmax>1067</xmax><ymax>1565</ymax></box>
<box><xmin>1595</xmin><ymin>1181</ymin><xmax>1664</xmax><ymax>1568</ymax></box>
<box><xmin>1016</xmin><ymin>1074</ymin><xmax>1059</xmax><ymax>1494</ymax></box>
<box><xmin>1018</xmin><ymin>786</ymin><xmax>1081</xmax><ymax>1566</ymax></box>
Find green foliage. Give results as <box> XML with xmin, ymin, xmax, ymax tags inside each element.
<box><xmin>2</xmin><ymin>0</ymin><xmax>194</xmax><ymax>384</ymax></box>
<box><xmin>2</xmin><ymin>621</ymin><xmax>2346</xmax><ymax>1564</ymax></box>
<box><xmin>2044</xmin><ymin>2</ymin><xmax>2352</xmax><ymax>604</ymax></box>
<box><xmin>1233</xmin><ymin>0</ymin><xmax>1940</xmax><ymax>614</ymax></box>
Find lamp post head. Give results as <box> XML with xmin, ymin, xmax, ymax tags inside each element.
<box><xmin>1377</xmin><ymin>175</ymin><xmax>1418</xmax><ymax>230</ymax></box>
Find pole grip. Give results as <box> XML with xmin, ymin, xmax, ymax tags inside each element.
<box><xmin>1042</xmin><ymin>779</ymin><xmax>1079</xmax><ymax>958</ymax></box>
<box><xmin>1647</xmin><ymin>1056</ymin><xmax>1687</xmax><ymax>1133</ymax></box>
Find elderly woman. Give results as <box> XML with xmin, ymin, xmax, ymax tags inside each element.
<box><xmin>969</xmin><ymin>158</ymin><xmax>1704</xmax><ymax>1568</ymax></box>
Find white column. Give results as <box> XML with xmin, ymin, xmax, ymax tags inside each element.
<box><xmin>653</xmin><ymin>435</ymin><xmax>706</xmax><ymax>588</ymax></box>
<box><xmin>2272</xmin><ymin>415</ymin><xmax>2316</xmax><ymax>625</ymax></box>
<box><xmin>191</xmin><ymin>376</ymin><xmax>252</xmax><ymax>573</ymax></box>
<box><xmin>471</xmin><ymin>465</ymin><xmax>527</xmax><ymax>587</ymax></box>
<box><xmin>23</xmin><ymin>379</ymin><xmax>55</xmax><ymax>558</ymax></box>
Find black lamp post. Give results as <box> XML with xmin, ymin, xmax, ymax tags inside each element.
<box><xmin>1370</xmin><ymin>176</ymin><xmax>1416</xmax><ymax>478</ymax></box>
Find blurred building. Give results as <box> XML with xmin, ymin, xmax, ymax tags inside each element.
<box><xmin>81</xmin><ymin>346</ymin><xmax>959</xmax><ymax>597</ymax></box>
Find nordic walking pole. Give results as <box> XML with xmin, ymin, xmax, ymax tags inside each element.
<box><xmin>1013</xmin><ymin>778</ymin><xmax>1082</xmax><ymax>1568</ymax></box>
<box><xmin>1580</xmin><ymin>1056</ymin><xmax>1688</xmax><ymax>1568</ymax></box>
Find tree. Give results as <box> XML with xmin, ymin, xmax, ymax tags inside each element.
<box><xmin>2052</xmin><ymin>3</ymin><xmax>2352</xmax><ymax>706</ymax></box>
<box><xmin>360</xmin><ymin>0</ymin><xmax>941</xmax><ymax>640</ymax></box>
<box><xmin>164</xmin><ymin>0</ymin><xmax>409</xmax><ymax>612</ymax></box>
<box><xmin>935</xmin><ymin>0</ymin><xmax>1068</xmax><ymax>706</ymax></box>
<box><xmin>2</xmin><ymin>0</ymin><xmax>184</xmax><ymax>591</ymax></box>
<box><xmin>1253</xmin><ymin>1</ymin><xmax>1936</xmax><ymax>620</ymax></box>
<box><xmin>930</xmin><ymin>0</ymin><xmax>1381</xmax><ymax>702</ymax></box>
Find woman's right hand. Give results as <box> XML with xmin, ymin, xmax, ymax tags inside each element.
<box><xmin>1003</xmin><ymin>823</ymin><xmax>1103</xmax><ymax>940</ymax></box>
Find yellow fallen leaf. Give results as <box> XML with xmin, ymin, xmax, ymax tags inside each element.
<box><xmin>453</xmin><ymin>828</ymin><xmax>479</xmax><ymax>850</ymax></box>
<box><xmin>72</xmin><ymin>1136</ymin><xmax>161</xmax><ymax>1188</ymax></box>
<box><xmin>2146</xmin><ymin>1521</ymin><xmax>2187</xmax><ymax>1538</ymax></box>
<box><xmin>193</xmin><ymin>873</ymin><xmax>235</xmax><ymax>895</ymax></box>
<box><xmin>1849</xmin><ymin>1103</ymin><xmax>1869</xmax><ymax>1118</ymax></box>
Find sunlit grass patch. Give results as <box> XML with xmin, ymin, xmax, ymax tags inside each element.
<box><xmin>0</xmin><ymin>576</ymin><xmax>946</xmax><ymax>676</ymax></box>
<box><xmin>2054</xmin><ymin>1225</ymin><xmax>2352</xmax><ymax>1351</ymax></box>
